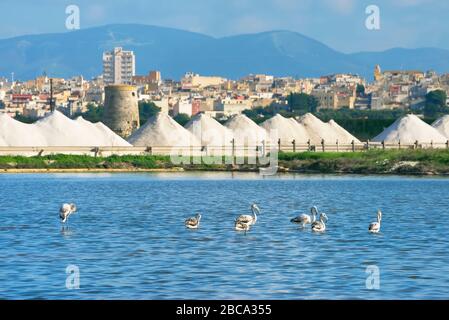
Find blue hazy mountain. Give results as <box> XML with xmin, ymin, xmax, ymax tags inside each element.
<box><xmin>0</xmin><ymin>24</ymin><xmax>448</xmax><ymax>81</ymax></box>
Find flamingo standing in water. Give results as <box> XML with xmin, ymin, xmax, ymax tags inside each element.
<box><xmin>369</xmin><ymin>210</ymin><xmax>382</xmax><ymax>233</ymax></box>
<box><xmin>291</xmin><ymin>206</ymin><xmax>318</xmax><ymax>228</ymax></box>
<box><xmin>311</xmin><ymin>212</ymin><xmax>328</xmax><ymax>233</ymax></box>
<box><xmin>235</xmin><ymin>204</ymin><xmax>260</xmax><ymax>226</ymax></box>
<box><xmin>234</xmin><ymin>203</ymin><xmax>260</xmax><ymax>232</ymax></box>
<box><xmin>60</xmin><ymin>203</ymin><xmax>77</xmax><ymax>224</ymax></box>
<box><xmin>235</xmin><ymin>203</ymin><xmax>260</xmax><ymax>226</ymax></box>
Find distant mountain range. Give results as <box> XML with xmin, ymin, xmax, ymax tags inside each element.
<box><xmin>0</xmin><ymin>23</ymin><xmax>448</xmax><ymax>81</ymax></box>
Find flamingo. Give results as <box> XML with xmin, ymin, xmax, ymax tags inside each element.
<box><xmin>311</xmin><ymin>212</ymin><xmax>328</xmax><ymax>233</ymax></box>
<box><xmin>369</xmin><ymin>210</ymin><xmax>382</xmax><ymax>233</ymax></box>
<box><xmin>235</xmin><ymin>204</ymin><xmax>260</xmax><ymax>226</ymax></box>
<box><xmin>291</xmin><ymin>206</ymin><xmax>318</xmax><ymax>228</ymax></box>
<box><xmin>59</xmin><ymin>203</ymin><xmax>77</xmax><ymax>224</ymax></box>
<box><xmin>185</xmin><ymin>213</ymin><xmax>202</xmax><ymax>229</ymax></box>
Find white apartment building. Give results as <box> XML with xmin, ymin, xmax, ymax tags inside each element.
<box><xmin>103</xmin><ymin>47</ymin><xmax>136</xmax><ymax>85</ymax></box>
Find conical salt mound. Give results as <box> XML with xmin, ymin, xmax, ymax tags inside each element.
<box><xmin>33</xmin><ymin>110</ymin><xmax>96</xmax><ymax>146</ymax></box>
<box><xmin>224</xmin><ymin>114</ymin><xmax>267</xmax><ymax>146</ymax></box>
<box><xmin>432</xmin><ymin>115</ymin><xmax>449</xmax><ymax>139</ymax></box>
<box><xmin>75</xmin><ymin>116</ymin><xmax>131</xmax><ymax>147</ymax></box>
<box><xmin>260</xmin><ymin>114</ymin><xmax>310</xmax><ymax>144</ymax></box>
<box><xmin>373</xmin><ymin>114</ymin><xmax>447</xmax><ymax>144</ymax></box>
<box><xmin>128</xmin><ymin>113</ymin><xmax>200</xmax><ymax>147</ymax></box>
<box><xmin>0</xmin><ymin>113</ymin><xmax>47</xmax><ymax>146</ymax></box>
<box><xmin>298</xmin><ymin>113</ymin><xmax>336</xmax><ymax>144</ymax></box>
<box><xmin>185</xmin><ymin>113</ymin><xmax>234</xmax><ymax>146</ymax></box>
<box><xmin>328</xmin><ymin>120</ymin><xmax>361</xmax><ymax>144</ymax></box>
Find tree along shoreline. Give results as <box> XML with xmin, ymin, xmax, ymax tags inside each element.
<box><xmin>1</xmin><ymin>149</ymin><xmax>449</xmax><ymax>175</ymax></box>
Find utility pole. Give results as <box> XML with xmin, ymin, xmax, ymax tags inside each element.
<box><xmin>49</xmin><ymin>78</ymin><xmax>55</xmax><ymax>112</ymax></box>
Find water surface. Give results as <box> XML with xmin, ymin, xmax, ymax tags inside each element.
<box><xmin>0</xmin><ymin>172</ymin><xmax>448</xmax><ymax>299</ymax></box>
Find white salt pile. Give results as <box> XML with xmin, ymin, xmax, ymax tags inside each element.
<box><xmin>432</xmin><ymin>115</ymin><xmax>449</xmax><ymax>139</ymax></box>
<box><xmin>184</xmin><ymin>113</ymin><xmax>234</xmax><ymax>147</ymax></box>
<box><xmin>328</xmin><ymin>120</ymin><xmax>361</xmax><ymax>144</ymax></box>
<box><xmin>33</xmin><ymin>111</ymin><xmax>131</xmax><ymax>147</ymax></box>
<box><xmin>224</xmin><ymin>114</ymin><xmax>267</xmax><ymax>146</ymax></box>
<box><xmin>0</xmin><ymin>113</ymin><xmax>47</xmax><ymax>146</ymax></box>
<box><xmin>0</xmin><ymin>110</ymin><xmax>131</xmax><ymax>147</ymax></box>
<box><xmin>33</xmin><ymin>111</ymin><xmax>91</xmax><ymax>146</ymax></box>
<box><xmin>260</xmin><ymin>114</ymin><xmax>310</xmax><ymax>144</ymax></box>
<box><xmin>128</xmin><ymin>113</ymin><xmax>200</xmax><ymax>147</ymax></box>
<box><xmin>75</xmin><ymin>116</ymin><xmax>131</xmax><ymax>147</ymax></box>
<box><xmin>297</xmin><ymin>113</ymin><xmax>337</xmax><ymax>144</ymax></box>
<box><xmin>373</xmin><ymin>114</ymin><xmax>447</xmax><ymax>144</ymax></box>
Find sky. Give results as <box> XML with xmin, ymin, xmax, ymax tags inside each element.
<box><xmin>1</xmin><ymin>0</ymin><xmax>448</xmax><ymax>52</ymax></box>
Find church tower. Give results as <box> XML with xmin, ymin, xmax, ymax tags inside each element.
<box><xmin>374</xmin><ymin>65</ymin><xmax>382</xmax><ymax>81</ymax></box>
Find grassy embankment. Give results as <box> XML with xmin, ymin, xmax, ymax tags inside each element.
<box><xmin>1</xmin><ymin>149</ymin><xmax>449</xmax><ymax>175</ymax></box>
<box><xmin>278</xmin><ymin>149</ymin><xmax>449</xmax><ymax>175</ymax></box>
<box><xmin>0</xmin><ymin>154</ymin><xmax>173</xmax><ymax>171</ymax></box>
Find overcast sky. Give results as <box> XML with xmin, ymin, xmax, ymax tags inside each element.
<box><xmin>1</xmin><ymin>0</ymin><xmax>448</xmax><ymax>52</ymax></box>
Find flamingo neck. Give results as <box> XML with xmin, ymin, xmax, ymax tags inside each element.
<box><xmin>320</xmin><ymin>215</ymin><xmax>326</xmax><ymax>225</ymax></box>
<box><xmin>311</xmin><ymin>207</ymin><xmax>318</xmax><ymax>223</ymax></box>
<box><xmin>252</xmin><ymin>207</ymin><xmax>258</xmax><ymax>223</ymax></box>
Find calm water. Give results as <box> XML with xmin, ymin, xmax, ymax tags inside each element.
<box><xmin>1</xmin><ymin>172</ymin><xmax>449</xmax><ymax>300</ymax></box>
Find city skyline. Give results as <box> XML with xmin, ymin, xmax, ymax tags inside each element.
<box><xmin>0</xmin><ymin>0</ymin><xmax>448</xmax><ymax>53</ymax></box>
